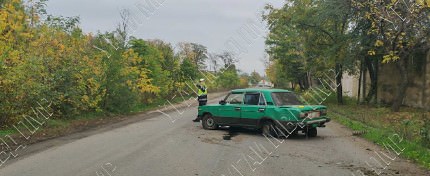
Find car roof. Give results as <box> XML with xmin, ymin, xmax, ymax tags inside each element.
<box><xmin>231</xmin><ymin>88</ymin><xmax>291</xmax><ymax>93</ymax></box>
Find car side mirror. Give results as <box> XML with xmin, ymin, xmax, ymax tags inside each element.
<box><xmin>219</xmin><ymin>100</ymin><xmax>227</xmax><ymax>105</ymax></box>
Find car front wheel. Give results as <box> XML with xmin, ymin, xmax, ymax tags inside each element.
<box><xmin>202</xmin><ymin>114</ymin><xmax>218</xmax><ymax>130</ymax></box>
<box><xmin>307</xmin><ymin>127</ymin><xmax>317</xmax><ymax>137</ymax></box>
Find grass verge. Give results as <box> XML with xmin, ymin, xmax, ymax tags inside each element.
<box><xmin>327</xmin><ymin>96</ymin><xmax>430</xmax><ymax>169</ymax></box>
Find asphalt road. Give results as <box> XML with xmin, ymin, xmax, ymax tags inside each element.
<box><xmin>0</xmin><ymin>93</ymin><xmax>428</xmax><ymax>176</ymax></box>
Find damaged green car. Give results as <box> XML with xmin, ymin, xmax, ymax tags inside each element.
<box><xmin>197</xmin><ymin>88</ymin><xmax>330</xmax><ymax>137</ymax></box>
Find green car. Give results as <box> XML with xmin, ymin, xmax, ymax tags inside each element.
<box><xmin>197</xmin><ymin>88</ymin><xmax>330</xmax><ymax>137</ymax></box>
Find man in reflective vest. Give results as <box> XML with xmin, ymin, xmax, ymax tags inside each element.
<box><xmin>193</xmin><ymin>79</ymin><xmax>207</xmax><ymax>122</ymax></box>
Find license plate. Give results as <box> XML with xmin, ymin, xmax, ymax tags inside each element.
<box><xmin>308</xmin><ymin>111</ymin><xmax>320</xmax><ymax>118</ymax></box>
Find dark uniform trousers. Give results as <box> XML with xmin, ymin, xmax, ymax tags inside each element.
<box><xmin>198</xmin><ymin>94</ymin><xmax>208</xmax><ymax>106</ymax></box>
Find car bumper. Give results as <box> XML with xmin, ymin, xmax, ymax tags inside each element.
<box><xmin>277</xmin><ymin>118</ymin><xmax>330</xmax><ymax>129</ymax></box>
<box><xmin>303</xmin><ymin>118</ymin><xmax>331</xmax><ymax>125</ymax></box>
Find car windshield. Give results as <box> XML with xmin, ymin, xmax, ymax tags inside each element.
<box><xmin>271</xmin><ymin>92</ymin><xmax>302</xmax><ymax>106</ymax></box>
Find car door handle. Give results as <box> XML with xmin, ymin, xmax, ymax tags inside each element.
<box><xmin>258</xmin><ymin>108</ymin><xmax>265</xmax><ymax>112</ymax></box>
<box><xmin>235</xmin><ymin>107</ymin><xmax>241</xmax><ymax>111</ymax></box>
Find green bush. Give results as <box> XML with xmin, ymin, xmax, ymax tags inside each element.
<box><xmin>421</xmin><ymin>116</ymin><xmax>430</xmax><ymax>148</ymax></box>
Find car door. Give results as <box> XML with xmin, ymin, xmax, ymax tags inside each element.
<box><xmin>216</xmin><ymin>92</ymin><xmax>243</xmax><ymax>125</ymax></box>
<box><xmin>240</xmin><ymin>92</ymin><xmax>267</xmax><ymax>127</ymax></box>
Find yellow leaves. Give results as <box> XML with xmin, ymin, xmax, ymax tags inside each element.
<box><xmin>126</xmin><ymin>80</ymin><xmax>133</xmax><ymax>88</ymax></box>
<box><xmin>374</xmin><ymin>40</ymin><xmax>384</xmax><ymax>47</ymax></box>
<box><xmin>135</xmin><ymin>69</ymin><xmax>160</xmax><ymax>94</ymax></box>
<box><xmin>385</xmin><ymin>32</ymin><xmax>392</xmax><ymax>38</ymax></box>
<box><xmin>417</xmin><ymin>0</ymin><xmax>430</xmax><ymax>8</ymax></box>
<box><xmin>59</xmin><ymin>44</ymin><xmax>65</xmax><ymax>51</ymax></box>
<box><xmin>382</xmin><ymin>51</ymin><xmax>400</xmax><ymax>63</ymax></box>
<box><xmin>364</xmin><ymin>12</ymin><xmax>371</xmax><ymax>19</ymax></box>
<box><xmin>81</xmin><ymin>95</ymin><xmax>90</xmax><ymax>104</ymax></box>
<box><xmin>123</xmin><ymin>49</ymin><xmax>142</xmax><ymax>64</ymax></box>
<box><xmin>51</xmin><ymin>39</ymin><xmax>59</xmax><ymax>46</ymax></box>
<box><xmin>368</xmin><ymin>50</ymin><xmax>376</xmax><ymax>56</ymax></box>
<box><xmin>352</xmin><ymin>0</ymin><xmax>365</xmax><ymax>9</ymax></box>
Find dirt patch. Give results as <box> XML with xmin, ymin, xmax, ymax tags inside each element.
<box><xmin>201</xmin><ymin>137</ymin><xmax>223</xmax><ymax>145</ymax></box>
<box><xmin>221</xmin><ymin>127</ymin><xmax>256</xmax><ymax>142</ymax></box>
<box><xmin>222</xmin><ymin>130</ymin><xmax>239</xmax><ymax>140</ymax></box>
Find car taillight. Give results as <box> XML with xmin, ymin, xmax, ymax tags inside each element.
<box><xmin>320</xmin><ymin>109</ymin><xmax>327</xmax><ymax>116</ymax></box>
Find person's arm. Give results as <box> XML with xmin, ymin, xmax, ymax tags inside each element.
<box><xmin>196</xmin><ymin>84</ymin><xmax>206</xmax><ymax>92</ymax></box>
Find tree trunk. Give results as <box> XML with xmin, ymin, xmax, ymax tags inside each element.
<box><xmin>363</xmin><ymin>62</ymin><xmax>367</xmax><ymax>101</ymax></box>
<box><xmin>365</xmin><ymin>57</ymin><xmax>378</xmax><ymax>103</ymax></box>
<box><xmin>298</xmin><ymin>79</ymin><xmax>305</xmax><ymax>90</ymax></box>
<box><xmin>335</xmin><ymin>63</ymin><xmax>343</xmax><ymax>105</ymax></box>
<box><xmin>357</xmin><ymin>59</ymin><xmax>363</xmax><ymax>104</ymax></box>
<box><xmin>303</xmin><ymin>73</ymin><xmax>310</xmax><ymax>89</ymax></box>
<box><xmin>392</xmin><ymin>58</ymin><xmax>409</xmax><ymax>112</ymax></box>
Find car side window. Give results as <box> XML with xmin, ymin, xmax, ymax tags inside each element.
<box><xmin>226</xmin><ymin>93</ymin><xmax>244</xmax><ymax>104</ymax></box>
<box><xmin>244</xmin><ymin>93</ymin><xmax>260</xmax><ymax>105</ymax></box>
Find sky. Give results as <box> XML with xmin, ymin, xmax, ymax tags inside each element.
<box><xmin>46</xmin><ymin>0</ymin><xmax>284</xmax><ymax>75</ymax></box>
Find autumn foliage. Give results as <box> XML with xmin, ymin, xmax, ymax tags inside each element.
<box><xmin>0</xmin><ymin>0</ymin><xmax>244</xmax><ymax>127</ymax></box>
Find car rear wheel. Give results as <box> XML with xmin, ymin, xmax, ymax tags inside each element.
<box><xmin>307</xmin><ymin>127</ymin><xmax>317</xmax><ymax>137</ymax></box>
<box><xmin>262</xmin><ymin>121</ymin><xmax>277</xmax><ymax>137</ymax></box>
<box><xmin>202</xmin><ymin>114</ymin><xmax>218</xmax><ymax>130</ymax></box>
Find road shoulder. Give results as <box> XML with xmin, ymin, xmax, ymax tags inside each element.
<box><xmin>1</xmin><ymin>92</ymin><xmax>228</xmax><ymax>168</ymax></box>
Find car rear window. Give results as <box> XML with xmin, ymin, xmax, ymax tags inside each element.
<box><xmin>271</xmin><ymin>92</ymin><xmax>302</xmax><ymax>106</ymax></box>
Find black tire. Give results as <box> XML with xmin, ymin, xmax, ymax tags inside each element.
<box><xmin>202</xmin><ymin>114</ymin><xmax>218</xmax><ymax>130</ymax></box>
<box><xmin>307</xmin><ymin>127</ymin><xmax>317</xmax><ymax>137</ymax></box>
<box><xmin>287</xmin><ymin>130</ymin><xmax>298</xmax><ymax>138</ymax></box>
<box><xmin>262</xmin><ymin>121</ymin><xmax>277</xmax><ymax>137</ymax></box>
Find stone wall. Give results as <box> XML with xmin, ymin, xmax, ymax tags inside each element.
<box><xmin>377</xmin><ymin>51</ymin><xmax>430</xmax><ymax>110</ymax></box>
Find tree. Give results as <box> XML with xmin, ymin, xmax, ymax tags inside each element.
<box><xmin>216</xmin><ymin>51</ymin><xmax>237</xmax><ymax>69</ymax></box>
<box><xmin>180</xmin><ymin>58</ymin><xmax>199</xmax><ymax>81</ymax></box>
<box><xmin>266</xmin><ymin>60</ymin><xmax>291</xmax><ymax>89</ymax></box>
<box><xmin>0</xmin><ymin>0</ymin><xmax>223</xmax><ymax>127</ymax></box>
<box><xmin>239</xmin><ymin>73</ymin><xmax>250</xmax><ymax>88</ymax></box>
<box><xmin>177</xmin><ymin>42</ymin><xmax>208</xmax><ymax>70</ymax></box>
<box><xmin>216</xmin><ymin>68</ymin><xmax>240</xmax><ymax>89</ymax></box>
<box><xmin>354</xmin><ymin>0</ymin><xmax>430</xmax><ymax>111</ymax></box>
<box><xmin>207</xmin><ymin>53</ymin><xmax>220</xmax><ymax>73</ymax></box>
<box><xmin>349</xmin><ymin>7</ymin><xmax>380</xmax><ymax>103</ymax></box>
<box><xmin>263</xmin><ymin>3</ymin><xmax>311</xmax><ymax>90</ymax></box>
<box><xmin>264</xmin><ymin>0</ymin><xmax>357</xmax><ymax>104</ymax></box>
<box><xmin>129</xmin><ymin>39</ymin><xmax>169</xmax><ymax>98</ymax></box>
<box><xmin>1</xmin><ymin>0</ymin><xmax>38</xmax><ymax>124</ymax></box>
<box><xmin>147</xmin><ymin>39</ymin><xmax>180</xmax><ymax>94</ymax></box>
<box><xmin>249</xmin><ymin>71</ymin><xmax>262</xmax><ymax>85</ymax></box>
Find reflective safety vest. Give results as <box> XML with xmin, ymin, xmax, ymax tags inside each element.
<box><xmin>197</xmin><ymin>84</ymin><xmax>207</xmax><ymax>96</ymax></box>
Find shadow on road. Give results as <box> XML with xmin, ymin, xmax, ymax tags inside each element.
<box><xmin>217</xmin><ymin>126</ymin><xmax>322</xmax><ymax>141</ymax></box>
